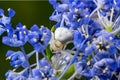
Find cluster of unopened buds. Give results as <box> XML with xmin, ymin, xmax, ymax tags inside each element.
<box><xmin>1</xmin><ymin>0</ymin><xmax>120</xmax><ymax>80</ymax></box>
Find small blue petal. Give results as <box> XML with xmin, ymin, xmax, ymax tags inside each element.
<box><xmin>10</xmin><ymin>60</ymin><xmax>22</xmax><ymax>67</ymax></box>
<box><xmin>30</xmin><ymin>24</ymin><xmax>39</xmax><ymax>32</ymax></box>
<box><xmin>2</xmin><ymin>37</ymin><xmax>24</xmax><ymax>47</ymax></box>
<box><xmin>85</xmin><ymin>45</ymin><xmax>94</xmax><ymax>56</ymax></box>
<box><xmin>11</xmin><ymin>54</ymin><xmax>19</xmax><ymax>61</ymax></box>
<box><xmin>49</xmin><ymin>0</ymin><xmax>57</xmax><ymax>5</ymax></box>
<box><xmin>100</xmin><ymin>10</ymin><xmax>106</xmax><ymax>16</ymax></box>
<box><xmin>32</xmin><ymin>68</ymin><xmax>42</xmax><ymax>77</ymax></box>
<box><xmin>39</xmin><ymin>59</ymin><xmax>50</xmax><ymax>67</ymax></box>
<box><xmin>49</xmin><ymin>13</ymin><xmax>62</xmax><ymax>22</ymax></box>
<box><xmin>6</xmin><ymin>50</ymin><xmax>14</xmax><ymax>57</ymax></box>
<box><xmin>16</xmin><ymin>23</ymin><xmax>23</xmax><ymax>28</ymax></box>
<box><xmin>0</xmin><ymin>8</ymin><xmax>4</xmax><ymax>16</ymax></box>
<box><xmin>0</xmin><ymin>28</ymin><xmax>6</xmax><ymax>35</ymax></box>
<box><xmin>117</xmin><ymin>56</ymin><xmax>120</xmax><ymax>67</ymax></box>
<box><xmin>8</xmin><ymin>8</ymin><xmax>15</xmax><ymax>17</ymax></box>
<box><xmin>108</xmin><ymin>45</ymin><xmax>118</xmax><ymax>54</ymax></box>
<box><xmin>56</xmin><ymin>4</ymin><xmax>69</xmax><ymax>12</ymax></box>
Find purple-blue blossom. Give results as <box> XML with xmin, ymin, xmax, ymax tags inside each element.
<box><xmin>0</xmin><ymin>8</ymin><xmax>15</xmax><ymax>35</ymax></box>
<box><xmin>1</xmin><ymin>0</ymin><xmax>120</xmax><ymax>80</ymax></box>
<box><xmin>2</xmin><ymin>23</ymin><xmax>28</xmax><ymax>47</ymax></box>
<box><xmin>28</xmin><ymin>25</ymin><xmax>51</xmax><ymax>53</ymax></box>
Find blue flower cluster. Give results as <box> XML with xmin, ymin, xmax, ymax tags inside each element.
<box><xmin>0</xmin><ymin>8</ymin><xmax>55</xmax><ymax>80</ymax></box>
<box><xmin>49</xmin><ymin>0</ymin><xmax>120</xmax><ymax>80</ymax></box>
<box><xmin>1</xmin><ymin>0</ymin><xmax>120</xmax><ymax>80</ymax></box>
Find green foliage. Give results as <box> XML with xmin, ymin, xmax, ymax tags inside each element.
<box><xmin>45</xmin><ymin>45</ymin><xmax>54</xmax><ymax>61</ymax></box>
<box><xmin>57</xmin><ymin>64</ymin><xmax>75</xmax><ymax>80</ymax></box>
<box><xmin>51</xmin><ymin>25</ymin><xmax>56</xmax><ymax>33</ymax></box>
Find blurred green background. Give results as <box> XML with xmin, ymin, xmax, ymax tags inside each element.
<box><xmin>0</xmin><ymin>1</ymin><xmax>54</xmax><ymax>79</ymax></box>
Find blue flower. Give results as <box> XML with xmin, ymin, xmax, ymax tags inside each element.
<box><xmin>73</xmin><ymin>30</ymin><xmax>87</xmax><ymax>50</ymax></box>
<box><xmin>75</xmin><ymin>61</ymin><xmax>87</xmax><ymax>73</ymax></box>
<box><xmin>6</xmin><ymin>50</ymin><xmax>28</xmax><ymax>68</ymax></box>
<box><xmin>79</xmin><ymin>58</ymin><xmax>117</xmax><ymax>79</ymax></box>
<box><xmin>0</xmin><ymin>8</ymin><xmax>15</xmax><ymax>35</ymax></box>
<box><xmin>91</xmin><ymin>58</ymin><xmax>117</xmax><ymax>79</ymax></box>
<box><xmin>32</xmin><ymin>68</ymin><xmax>42</xmax><ymax>79</ymax></box>
<box><xmin>84</xmin><ymin>45</ymin><xmax>95</xmax><ymax>56</ymax></box>
<box><xmin>79</xmin><ymin>18</ymin><xmax>101</xmax><ymax>35</ymax></box>
<box><xmin>107</xmin><ymin>44</ymin><xmax>118</xmax><ymax>54</ymax></box>
<box><xmin>73</xmin><ymin>18</ymin><xmax>101</xmax><ymax>51</ymax></box>
<box><xmin>49</xmin><ymin>0</ymin><xmax>96</xmax><ymax>29</ymax></box>
<box><xmin>28</xmin><ymin>25</ymin><xmax>51</xmax><ymax>52</ymax></box>
<box><xmin>2</xmin><ymin>23</ymin><xmax>28</xmax><ymax>47</ymax></box>
<box><xmin>94</xmin><ymin>58</ymin><xmax>117</xmax><ymax>72</ymax></box>
<box><xmin>5</xmin><ymin>70</ymin><xmax>28</xmax><ymax>80</ymax></box>
<box><xmin>49</xmin><ymin>11</ymin><xmax>62</xmax><ymax>22</ymax></box>
<box><xmin>94</xmin><ymin>0</ymin><xmax>114</xmax><ymax>16</ymax></box>
<box><xmin>31</xmin><ymin>59</ymin><xmax>56</xmax><ymax>80</ymax></box>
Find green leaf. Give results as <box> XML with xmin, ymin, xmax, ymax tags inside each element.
<box><xmin>57</xmin><ymin>64</ymin><xmax>75</xmax><ymax>80</ymax></box>
<box><xmin>51</xmin><ymin>25</ymin><xmax>56</xmax><ymax>32</ymax></box>
<box><xmin>45</xmin><ymin>45</ymin><xmax>54</xmax><ymax>61</ymax></box>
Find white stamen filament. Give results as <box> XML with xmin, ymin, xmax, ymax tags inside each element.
<box><xmin>89</xmin><ymin>7</ymin><xmax>100</xmax><ymax>17</ymax></box>
<box><xmin>97</xmin><ymin>11</ymin><xmax>106</xmax><ymax>28</ymax></box>
<box><xmin>27</xmin><ymin>50</ymin><xmax>36</xmax><ymax>58</ymax></box>
<box><xmin>36</xmin><ymin>51</ymin><xmax>39</xmax><ymax>68</ymax></box>
<box><xmin>113</xmin><ymin>16</ymin><xmax>120</xmax><ymax>30</ymax></box>
<box><xmin>81</xmin><ymin>25</ymin><xmax>85</xmax><ymax>33</ymax></box>
<box><xmin>24</xmin><ymin>31</ymin><xmax>26</xmax><ymax>34</ymax></box>
<box><xmin>110</xmin><ymin>8</ymin><xmax>114</xmax><ymax>26</ymax></box>
<box><xmin>60</xmin><ymin>17</ymin><xmax>65</xmax><ymax>27</ymax></box>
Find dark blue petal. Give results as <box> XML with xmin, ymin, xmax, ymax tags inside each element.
<box><xmin>108</xmin><ymin>45</ymin><xmax>118</xmax><ymax>54</ymax></box>
<box><xmin>100</xmin><ymin>10</ymin><xmax>106</xmax><ymax>16</ymax></box>
<box><xmin>8</xmin><ymin>8</ymin><xmax>15</xmax><ymax>17</ymax></box>
<box><xmin>73</xmin><ymin>31</ymin><xmax>87</xmax><ymax>50</ymax></box>
<box><xmin>16</xmin><ymin>23</ymin><xmax>23</xmax><ymax>29</ymax></box>
<box><xmin>11</xmin><ymin>54</ymin><xmax>19</xmax><ymax>61</ymax></box>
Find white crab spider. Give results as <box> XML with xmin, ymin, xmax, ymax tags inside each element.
<box><xmin>54</xmin><ymin>27</ymin><xmax>73</xmax><ymax>43</ymax></box>
<box><xmin>49</xmin><ymin>32</ymin><xmax>63</xmax><ymax>51</ymax></box>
